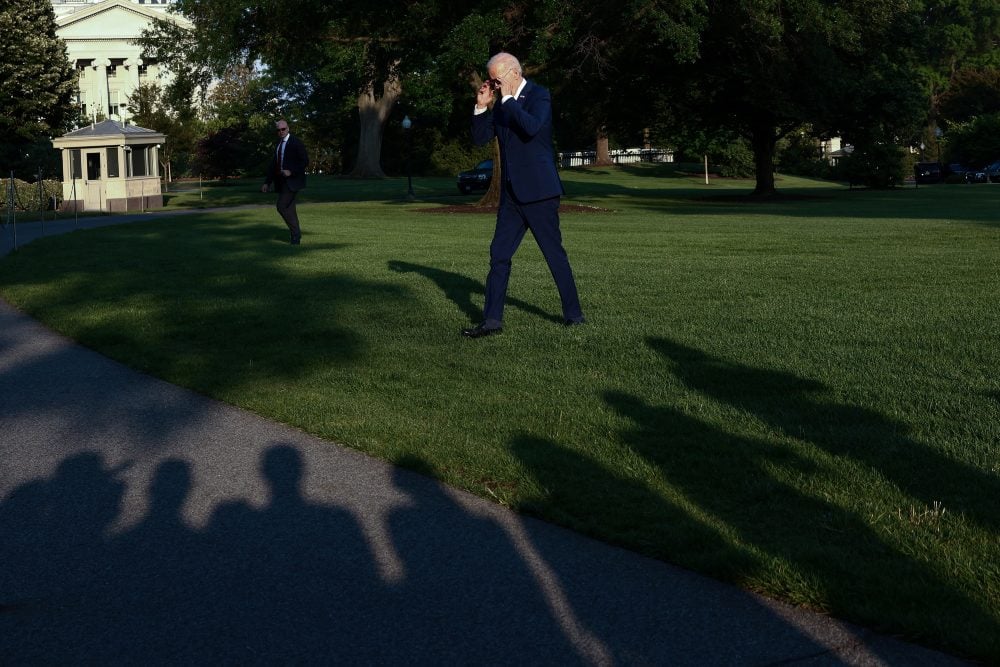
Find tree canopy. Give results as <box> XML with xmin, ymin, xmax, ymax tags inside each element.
<box><xmin>134</xmin><ymin>0</ymin><xmax>997</xmax><ymax>189</ymax></box>
<box><xmin>0</xmin><ymin>0</ymin><xmax>76</xmax><ymax>172</ymax></box>
<box><xmin>634</xmin><ymin>0</ymin><xmax>928</xmax><ymax>194</ymax></box>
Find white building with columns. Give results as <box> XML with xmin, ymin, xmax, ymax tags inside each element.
<box><xmin>52</xmin><ymin>0</ymin><xmax>192</xmax><ymax>125</ymax></box>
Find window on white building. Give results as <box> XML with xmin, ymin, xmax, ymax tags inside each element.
<box><xmin>130</xmin><ymin>146</ymin><xmax>150</xmax><ymax>177</ymax></box>
<box><xmin>107</xmin><ymin>148</ymin><xmax>120</xmax><ymax>178</ymax></box>
<box><xmin>70</xmin><ymin>149</ymin><xmax>82</xmax><ymax>180</ymax></box>
<box><xmin>108</xmin><ymin>58</ymin><xmax>126</xmax><ymax>78</ymax></box>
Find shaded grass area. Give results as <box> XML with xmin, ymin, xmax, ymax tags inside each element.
<box><xmin>2</xmin><ymin>168</ymin><xmax>999</xmax><ymax>660</ymax></box>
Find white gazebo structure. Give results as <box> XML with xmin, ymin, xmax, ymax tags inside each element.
<box><xmin>52</xmin><ymin>120</ymin><xmax>166</xmax><ymax>212</ymax></box>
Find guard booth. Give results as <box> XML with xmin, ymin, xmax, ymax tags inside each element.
<box><xmin>52</xmin><ymin>120</ymin><xmax>166</xmax><ymax>212</ymax></box>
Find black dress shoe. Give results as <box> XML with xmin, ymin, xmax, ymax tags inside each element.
<box><xmin>290</xmin><ymin>236</ymin><xmax>301</xmax><ymax>245</ymax></box>
<box><xmin>563</xmin><ymin>317</ymin><xmax>587</xmax><ymax>326</ymax></box>
<box><xmin>462</xmin><ymin>323</ymin><xmax>502</xmax><ymax>338</ymax></box>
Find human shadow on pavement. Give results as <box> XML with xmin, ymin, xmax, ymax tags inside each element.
<box><xmin>382</xmin><ymin>456</ymin><xmax>594</xmax><ymax>663</ymax></box>
<box><xmin>0</xmin><ymin>452</ymin><xmax>126</xmax><ymax>627</ymax></box>
<box><xmin>0</xmin><ymin>447</ymin><xmax>380</xmax><ymax>662</ymax></box>
<box><xmin>195</xmin><ymin>445</ymin><xmax>384</xmax><ymax>659</ymax></box>
<box><xmin>388</xmin><ymin>260</ymin><xmax>563</xmax><ymax>325</ymax></box>
<box><xmin>0</xmin><ymin>445</ymin><xmax>605</xmax><ymax>663</ymax></box>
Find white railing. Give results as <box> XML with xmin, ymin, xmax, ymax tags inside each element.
<box><xmin>557</xmin><ymin>148</ymin><xmax>674</xmax><ymax>168</ymax></box>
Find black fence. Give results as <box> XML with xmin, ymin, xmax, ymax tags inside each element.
<box><xmin>2</xmin><ymin>169</ymin><xmax>74</xmax><ymax>254</ymax></box>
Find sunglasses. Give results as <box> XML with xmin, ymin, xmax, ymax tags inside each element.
<box><xmin>277</xmin><ymin>127</ymin><xmax>289</xmax><ymax>132</ymax></box>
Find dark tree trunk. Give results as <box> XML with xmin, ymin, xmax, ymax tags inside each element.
<box><xmin>476</xmin><ymin>138</ymin><xmax>502</xmax><ymax>207</ymax></box>
<box><xmin>594</xmin><ymin>126</ymin><xmax>612</xmax><ymax>166</ymax></box>
<box><xmin>348</xmin><ymin>74</ymin><xmax>402</xmax><ymax>178</ymax></box>
<box><xmin>751</xmin><ymin>123</ymin><xmax>778</xmax><ymax>196</ymax></box>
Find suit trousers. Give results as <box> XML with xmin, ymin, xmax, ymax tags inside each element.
<box><xmin>276</xmin><ymin>187</ymin><xmax>301</xmax><ymax>239</ymax></box>
<box><xmin>483</xmin><ymin>191</ymin><xmax>582</xmax><ymax>326</ymax></box>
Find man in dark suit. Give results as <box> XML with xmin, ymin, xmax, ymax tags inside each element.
<box><xmin>463</xmin><ymin>52</ymin><xmax>584</xmax><ymax>338</ymax></box>
<box><xmin>261</xmin><ymin>119</ymin><xmax>309</xmax><ymax>244</ymax></box>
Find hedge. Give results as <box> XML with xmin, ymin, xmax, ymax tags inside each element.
<box><xmin>0</xmin><ymin>179</ymin><xmax>62</xmax><ymax>212</ymax></box>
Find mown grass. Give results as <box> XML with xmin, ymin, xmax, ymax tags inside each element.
<box><xmin>2</xmin><ymin>166</ymin><xmax>998</xmax><ymax>660</ymax></box>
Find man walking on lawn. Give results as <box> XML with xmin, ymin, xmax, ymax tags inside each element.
<box><xmin>262</xmin><ymin>119</ymin><xmax>309</xmax><ymax>245</ymax></box>
<box><xmin>463</xmin><ymin>52</ymin><xmax>585</xmax><ymax>338</ymax></box>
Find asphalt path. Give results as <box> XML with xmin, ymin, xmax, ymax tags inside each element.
<box><xmin>0</xmin><ymin>209</ymin><xmax>970</xmax><ymax>665</ymax></box>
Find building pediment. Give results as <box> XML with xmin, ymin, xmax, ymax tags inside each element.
<box><xmin>56</xmin><ymin>0</ymin><xmax>191</xmax><ymax>39</ymax></box>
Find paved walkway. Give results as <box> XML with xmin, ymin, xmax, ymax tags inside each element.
<box><xmin>0</xmin><ymin>211</ymin><xmax>969</xmax><ymax>664</ymax></box>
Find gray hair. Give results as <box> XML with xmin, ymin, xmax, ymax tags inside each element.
<box><xmin>487</xmin><ymin>52</ymin><xmax>521</xmax><ymax>75</ymax></box>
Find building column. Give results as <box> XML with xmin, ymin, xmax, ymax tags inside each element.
<box><xmin>124</xmin><ymin>57</ymin><xmax>143</xmax><ymax>123</ymax></box>
<box><xmin>93</xmin><ymin>58</ymin><xmax>111</xmax><ymax>120</ymax></box>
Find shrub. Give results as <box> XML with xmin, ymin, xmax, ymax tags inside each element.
<box><xmin>428</xmin><ymin>138</ymin><xmax>492</xmax><ymax>177</ymax></box>
<box><xmin>834</xmin><ymin>143</ymin><xmax>906</xmax><ymax>188</ymax></box>
<box><xmin>713</xmin><ymin>139</ymin><xmax>755</xmax><ymax>178</ymax></box>
<box><xmin>193</xmin><ymin>125</ymin><xmax>253</xmax><ymax>181</ymax></box>
<box><xmin>944</xmin><ymin>113</ymin><xmax>1000</xmax><ymax>167</ymax></box>
<box><xmin>0</xmin><ymin>178</ymin><xmax>61</xmax><ymax>212</ymax></box>
<box><xmin>777</xmin><ymin>132</ymin><xmax>834</xmax><ymax>179</ymax></box>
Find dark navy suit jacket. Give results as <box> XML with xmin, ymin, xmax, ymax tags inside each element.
<box><xmin>265</xmin><ymin>135</ymin><xmax>308</xmax><ymax>193</ymax></box>
<box><xmin>471</xmin><ymin>80</ymin><xmax>564</xmax><ymax>204</ymax></box>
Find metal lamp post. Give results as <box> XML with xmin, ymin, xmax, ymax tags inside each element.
<box><xmin>402</xmin><ymin>115</ymin><xmax>415</xmax><ymax>200</ymax></box>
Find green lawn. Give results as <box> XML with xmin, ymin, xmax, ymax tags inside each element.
<box><xmin>2</xmin><ymin>166</ymin><xmax>998</xmax><ymax>660</ymax></box>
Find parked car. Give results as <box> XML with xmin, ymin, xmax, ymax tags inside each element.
<box><xmin>965</xmin><ymin>167</ymin><xmax>988</xmax><ymax>183</ymax></box>
<box><xmin>456</xmin><ymin>159</ymin><xmax>494</xmax><ymax>194</ymax></box>
<box><xmin>913</xmin><ymin>161</ymin><xmax>943</xmax><ymax>184</ymax></box>
<box><xmin>986</xmin><ymin>160</ymin><xmax>1000</xmax><ymax>183</ymax></box>
<box><xmin>946</xmin><ymin>163</ymin><xmax>969</xmax><ymax>178</ymax></box>
<box><xmin>942</xmin><ymin>163</ymin><xmax>987</xmax><ymax>183</ymax></box>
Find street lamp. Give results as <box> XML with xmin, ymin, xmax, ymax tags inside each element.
<box><xmin>402</xmin><ymin>115</ymin><xmax>415</xmax><ymax>200</ymax></box>
<box><xmin>920</xmin><ymin>142</ymin><xmax>925</xmax><ymax>162</ymax></box>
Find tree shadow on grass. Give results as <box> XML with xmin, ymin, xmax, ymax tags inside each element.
<box><xmin>508</xmin><ymin>429</ymin><xmax>990</xmax><ymax>662</ymax></box>
<box><xmin>559</xmin><ymin>173</ymin><xmax>1000</xmax><ymax>225</ymax></box>
<box><xmin>0</xmin><ymin>216</ymin><xmax>409</xmax><ymax>396</ymax></box>
<box><xmin>647</xmin><ymin>337</ymin><xmax>1000</xmax><ymax>534</ymax></box>
<box><xmin>504</xmin><ymin>333</ymin><xmax>1000</xmax><ymax>658</ymax></box>
<box><xmin>569</xmin><ymin>337</ymin><xmax>997</xmax><ymax>657</ymax></box>
<box><xmin>388</xmin><ymin>260</ymin><xmax>562</xmax><ymax>325</ymax></box>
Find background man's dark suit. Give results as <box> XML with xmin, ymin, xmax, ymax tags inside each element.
<box><xmin>469</xmin><ymin>61</ymin><xmax>583</xmax><ymax>335</ymax></box>
<box><xmin>264</xmin><ymin>129</ymin><xmax>308</xmax><ymax>243</ymax></box>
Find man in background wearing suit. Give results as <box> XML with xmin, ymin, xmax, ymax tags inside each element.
<box><xmin>261</xmin><ymin>119</ymin><xmax>309</xmax><ymax>245</ymax></box>
<box><xmin>463</xmin><ymin>52</ymin><xmax>585</xmax><ymax>338</ymax></box>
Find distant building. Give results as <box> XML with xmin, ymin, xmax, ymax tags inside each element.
<box><xmin>52</xmin><ymin>0</ymin><xmax>192</xmax><ymax>125</ymax></box>
<box><xmin>820</xmin><ymin>137</ymin><xmax>853</xmax><ymax>165</ymax></box>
